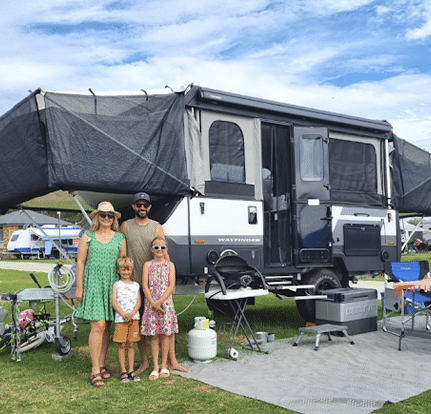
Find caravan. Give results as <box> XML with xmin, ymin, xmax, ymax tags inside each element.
<box><xmin>1</xmin><ymin>84</ymin><xmax>431</xmax><ymax>320</ymax></box>
<box><xmin>75</xmin><ymin>86</ymin><xmax>400</xmax><ymax>321</ymax></box>
<box><xmin>7</xmin><ymin>225</ymin><xmax>81</xmax><ymax>258</ymax></box>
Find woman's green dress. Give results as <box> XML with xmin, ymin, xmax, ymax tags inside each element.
<box><xmin>75</xmin><ymin>231</ymin><xmax>125</xmax><ymax>321</ymax></box>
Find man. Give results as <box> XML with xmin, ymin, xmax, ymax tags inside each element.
<box><xmin>120</xmin><ymin>192</ymin><xmax>190</xmax><ymax>374</ymax></box>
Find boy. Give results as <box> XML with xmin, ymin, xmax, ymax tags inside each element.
<box><xmin>112</xmin><ymin>256</ymin><xmax>141</xmax><ymax>382</ymax></box>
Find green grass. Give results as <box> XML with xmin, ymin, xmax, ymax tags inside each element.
<box><xmin>0</xmin><ymin>268</ymin><xmax>296</xmax><ymax>414</ymax></box>
<box><xmin>1</xmin><ymin>262</ymin><xmax>431</xmax><ymax>413</ymax></box>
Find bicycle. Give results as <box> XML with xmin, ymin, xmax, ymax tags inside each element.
<box><xmin>0</xmin><ymin>264</ymin><xmax>77</xmax><ymax>361</ymax></box>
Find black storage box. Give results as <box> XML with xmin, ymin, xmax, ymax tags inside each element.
<box><xmin>316</xmin><ymin>287</ymin><xmax>378</xmax><ymax>335</ymax></box>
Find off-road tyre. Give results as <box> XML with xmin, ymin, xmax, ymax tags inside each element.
<box><xmin>295</xmin><ymin>268</ymin><xmax>342</xmax><ymax>322</ymax></box>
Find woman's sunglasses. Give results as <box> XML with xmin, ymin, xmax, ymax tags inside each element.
<box><xmin>152</xmin><ymin>245</ymin><xmax>166</xmax><ymax>250</ymax></box>
<box><xmin>99</xmin><ymin>213</ymin><xmax>114</xmax><ymax>219</ymax></box>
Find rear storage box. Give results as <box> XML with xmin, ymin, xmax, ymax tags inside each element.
<box><xmin>316</xmin><ymin>288</ymin><xmax>378</xmax><ymax>335</ymax></box>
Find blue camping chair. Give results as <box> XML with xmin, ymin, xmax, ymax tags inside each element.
<box><xmin>383</xmin><ymin>261</ymin><xmax>431</xmax><ymax>350</ymax></box>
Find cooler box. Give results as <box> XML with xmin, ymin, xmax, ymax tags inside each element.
<box><xmin>316</xmin><ymin>287</ymin><xmax>378</xmax><ymax>335</ymax></box>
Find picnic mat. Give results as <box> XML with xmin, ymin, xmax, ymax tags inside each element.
<box><xmin>176</xmin><ymin>317</ymin><xmax>431</xmax><ymax>414</ymax></box>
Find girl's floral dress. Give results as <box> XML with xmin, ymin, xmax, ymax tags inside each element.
<box><xmin>141</xmin><ymin>260</ymin><xmax>178</xmax><ymax>336</ymax></box>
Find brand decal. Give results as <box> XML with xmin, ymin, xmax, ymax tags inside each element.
<box><xmin>218</xmin><ymin>238</ymin><xmax>261</xmax><ymax>243</ymax></box>
<box><xmin>345</xmin><ymin>304</ymin><xmax>376</xmax><ymax>315</ymax></box>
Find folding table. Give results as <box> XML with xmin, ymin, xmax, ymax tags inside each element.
<box><xmin>205</xmin><ymin>287</ymin><xmax>269</xmax><ymax>358</ymax></box>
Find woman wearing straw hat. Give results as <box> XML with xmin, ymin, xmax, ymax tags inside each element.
<box><xmin>75</xmin><ymin>201</ymin><xmax>127</xmax><ymax>387</ymax></box>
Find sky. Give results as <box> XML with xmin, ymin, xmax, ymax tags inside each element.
<box><xmin>1</xmin><ymin>0</ymin><xmax>431</xmax><ymax>148</ymax></box>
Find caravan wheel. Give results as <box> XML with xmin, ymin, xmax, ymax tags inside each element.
<box><xmin>295</xmin><ymin>269</ymin><xmax>341</xmax><ymax>322</ymax></box>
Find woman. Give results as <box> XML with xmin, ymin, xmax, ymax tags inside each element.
<box><xmin>75</xmin><ymin>201</ymin><xmax>127</xmax><ymax>387</ymax></box>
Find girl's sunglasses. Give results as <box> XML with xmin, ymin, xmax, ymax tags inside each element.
<box><xmin>152</xmin><ymin>245</ymin><xmax>166</xmax><ymax>250</ymax></box>
<box><xmin>99</xmin><ymin>213</ymin><xmax>114</xmax><ymax>219</ymax></box>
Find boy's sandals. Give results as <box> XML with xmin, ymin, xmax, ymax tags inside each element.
<box><xmin>128</xmin><ymin>371</ymin><xmax>140</xmax><ymax>382</ymax></box>
<box><xmin>119</xmin><ymin>372</ymin><xmax>129</xmax><ymax>383</ymax></box>
<box><xmin>149</xmin><ymin>370</ymin><xmax>159</xmax><ymax>380</ymax></box>
<box><xmin>160</xmin><ymin>368</ymin><xmax>170</xmax><ymax>378</ymax></box>
<box><xmin>100</xmin><ymin>366</ymin><xmax>111</xmax><ymax>379</ymax></box>
<box><xmin>90</xmin><ymin>373</ymin><xmax>105</xmax><ymax>387</ymax></box>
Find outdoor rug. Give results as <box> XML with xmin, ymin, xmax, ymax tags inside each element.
<box><xmin>176</xmin><ymin>317</ymin><xmax>431</xmax><ymax>414</ymax></box>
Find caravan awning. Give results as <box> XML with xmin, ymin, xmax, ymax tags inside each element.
<box><xmin>0</xmin><ymin>89</ymin><xmax>191</xmax><ymax>211</ymax></box>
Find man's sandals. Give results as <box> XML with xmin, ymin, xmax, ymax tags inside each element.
<box><xmin>90</xmin><ymin>373</ymin><xmax>105</xmax><ymax>387</ymax></box>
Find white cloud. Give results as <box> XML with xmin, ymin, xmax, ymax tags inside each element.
<box><xmin>407</xmin><ymin>21</ymin><xmax>431</xmax><ymax>40</ymax></box>
<box><xmin>0</xmin><ymin>0</ymin><xmax>430</xmax><ymax>148</ymax></box>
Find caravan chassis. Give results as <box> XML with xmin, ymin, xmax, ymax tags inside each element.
<box><xmin>160</xmin><ymin>86</ymin><xmax>398</xmax><ymax>321</ymax></box>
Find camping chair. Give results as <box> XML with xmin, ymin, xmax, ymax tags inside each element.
<box><xmin>382</xmin><ymin>261</ymin><xmax>431</xmax><ymax>350</ymax></box>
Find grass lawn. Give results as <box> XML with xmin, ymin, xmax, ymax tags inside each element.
<box><xmin>0</xmin><ymin>256</ymin><xmax>431</xmax><ymax>413</ymax></box>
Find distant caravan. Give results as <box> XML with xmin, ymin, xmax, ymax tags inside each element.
<box><xmin>7</xmin><ymin>225</ymin><xmax>81</xmax><ymax>259</ymax></box>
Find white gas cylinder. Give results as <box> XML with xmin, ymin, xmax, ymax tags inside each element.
<box><xmin>188</xmin><ymin>316</ymin><xmax>217</xmax><ymax>361</ymax></box>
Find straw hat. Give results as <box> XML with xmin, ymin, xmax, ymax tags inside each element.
<box><xmin>90</xmin><ymin>201</ymin><xmax>121</xmax><ymax>219</ymax></box>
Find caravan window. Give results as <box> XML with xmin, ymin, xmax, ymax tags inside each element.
<box><xmin>329</xmin><ymin>139</ymin><xmax>377</xmax><ymax>193</ymax></box>
<box><xmin>209</xmin><ymin>121</ymin><xmax>245</xmax><ymax>183</ymax></box>
<box><xmin>299</xmin><ymin>134</ymin><xmax>324</xmax><ymax>182</ymax></box>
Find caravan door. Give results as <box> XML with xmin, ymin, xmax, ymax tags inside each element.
<box><xmin>261</xmin><ymin>123</ymin><xmax>292</xmax><ymax>267</ymax></box>
<box><xmin>293</xmin><ymin>127</ymin><xmax>332</xmax><ymax>267</ymax></box>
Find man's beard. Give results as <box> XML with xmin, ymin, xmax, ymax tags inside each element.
<box><xmin>135</xmin><ymin>209</ymin><xmax>147</xmax><ymax>219</ymax></box>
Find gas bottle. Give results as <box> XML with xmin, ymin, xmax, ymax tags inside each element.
<box><xmin>188</xmin><ymin>316</ymin><xmax>217</xmax><ymax>362</ymax></box>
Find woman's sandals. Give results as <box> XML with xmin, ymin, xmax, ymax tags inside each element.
<box><xmin>100</xmin><ymin>366</ymin><xmax>111</xmax><ymax>379</ymax></box>
<box><xmin>90</xmin><ymin>373</ymin><xmax>105</xmax><ymax>387</ymax></box>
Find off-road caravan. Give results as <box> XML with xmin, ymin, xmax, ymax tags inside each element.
<box><xmin>147</xmin><ymin>86</ymin><xmax>398</xmax><ymax>321</ymax></box>
<box><xmin>1</xmin><ymin>85</ymin><xmax>431</xmax><ymax>321</ymax></box>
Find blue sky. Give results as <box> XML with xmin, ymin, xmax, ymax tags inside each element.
<box><xmin>1</xmin><ymin>0</ymin><xmax>431</xmax><ymax>147</ymax></box>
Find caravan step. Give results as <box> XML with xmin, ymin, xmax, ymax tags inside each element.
<box><xmin>267</xmin><ymin>284</ymin><xmax>316</xmax><ymax>290</ymax></box>
<box><xmin>264</xmin><ymin>275</ymin><xmax>294</xmax><ymax>280</ymax></box>
<box><xmin>278</xmin><ymin>294</ymin><xmax>328</xmax><ymax>301</ymax></box>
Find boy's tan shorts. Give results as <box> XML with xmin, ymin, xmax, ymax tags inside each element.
<box><xmin>113</xmin><ymin>320</ymin><xmax>141</xmax><ymax>343</ymax></box>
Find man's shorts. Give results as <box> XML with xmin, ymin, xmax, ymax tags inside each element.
<box><xmin>113</xmin><ymin>320</ymin><xmax>141</xmax><ymax>343</ymax></box>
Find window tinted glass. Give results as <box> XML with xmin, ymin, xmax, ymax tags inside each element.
<box><xmin>329</xmin><ymin>139</ymin><xmax>377</xmax><ymax>193</ymax></box>
<box><xmin>209</xmin><ymin>121</ymin><xmax>245</xmax><ymax>183</ymax></box>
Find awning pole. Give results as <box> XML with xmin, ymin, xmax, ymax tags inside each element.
<box><xmin>71</xmin><ymin>193</ymin><xmax>92</xmax><ymax>225</ymax></box>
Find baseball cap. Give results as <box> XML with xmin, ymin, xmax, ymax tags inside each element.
<box><xmin>133</xmin><ymin>192</ymin><xmax>151</xmax><ymax>204</ymax></box>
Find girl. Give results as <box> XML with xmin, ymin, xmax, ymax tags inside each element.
<box><xmin>141</xmin><ymin>236</ymin><xmax>178</xmax><ymax>380</ymax></box>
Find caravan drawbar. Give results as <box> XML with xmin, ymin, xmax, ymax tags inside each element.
<box><xmin>146</xmin><ymin>86</ymin><xmax>397</xmax><ymax>321</ymax></box>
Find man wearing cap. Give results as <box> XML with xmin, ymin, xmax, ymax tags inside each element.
<box><xmin>120</xmin><ymin>192</ymin><xmax>190</xmax><ymax>374</ymax></box>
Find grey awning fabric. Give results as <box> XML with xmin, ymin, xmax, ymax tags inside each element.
<box><xmin>391</xmin><ymin>134</ymin><xmax>431</xmax><ymax>215</ymax></box>
<box><xmin>0</xmin><ymin>90</ymin><xmax>191</xmax><ymax>211</ymax></box>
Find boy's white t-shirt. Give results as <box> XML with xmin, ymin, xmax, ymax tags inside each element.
<box><xmin>114</xmin><ymin>280</ymin><xmax>140</xmax><ymax>323</ymax></box>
